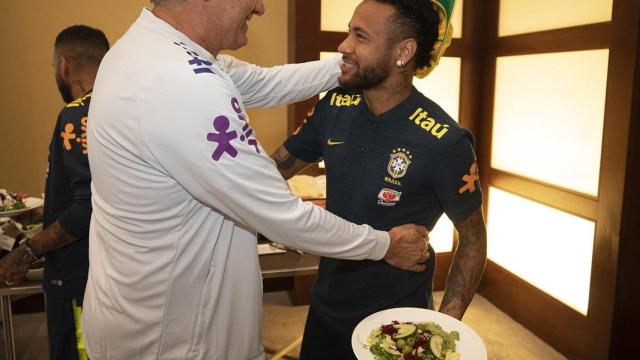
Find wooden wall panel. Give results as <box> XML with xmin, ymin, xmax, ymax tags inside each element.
<box><xmin>476</xmin><ymin>0</ymin><xmax>640</xmax><ymax>358</ymax></box>
<box><xmin>609</xmin><ymin>12</ymin><xmax>640</xmax><ymax>355</ymax></box>
<box><xmin>479</xmin><ymin>261</ymin><xmax>588</xmax><ymax>357</ymax></box>
<box><xmin>496</xmin><ymin>23</ymin><xmax>612</xmax><ymax>56</ymax></box>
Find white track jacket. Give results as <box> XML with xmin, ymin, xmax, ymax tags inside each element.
<box><xmin>82</xmin><ymin>9</ymin><xmax>390</xmax><ymax>360</ymax></box>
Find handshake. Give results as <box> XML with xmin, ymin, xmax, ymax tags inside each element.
<box><xmin>384</xmin><ymin>224</ymin><xmax>431</xmax><ymax>272</ymax></box>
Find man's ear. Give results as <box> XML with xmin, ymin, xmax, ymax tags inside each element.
<box><xmin>396</xmin><ymin>38</ymin><xmax>418</xmax><ymax>67</ymax></box>
<box><xmin>58</xmin><ymin>56</ymin><xmax>71</xmax><ymax>79</ymax></box>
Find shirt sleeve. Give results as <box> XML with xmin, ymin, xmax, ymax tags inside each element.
<box><xmin>282</xmin><ymin>99</ymin><xmax>326</xmax><ymax>163</ymax></box>
<box><xmin>433</xmin><ymin>131</ymin><xmax>483</xmax><ymax>223</ymax></box>
<box><xmin>216</xmin><ymin>54</ymin><xmax>340</xmax><ymax>109</ymax></box>
<box><xmin>139</xmin><ymin>71</ymin><xmax>389</xmax><ymax>261</ymax></box>
<box><xmin>56</xmin><ymin>108</ymin><xmax>92</xmax><ymax>237</ymax></box>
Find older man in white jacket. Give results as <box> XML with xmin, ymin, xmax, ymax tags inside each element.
<box><xmin>82</xmin><ymin>1</ymin><xmax>430</xmax><ymax>359</ymax></box>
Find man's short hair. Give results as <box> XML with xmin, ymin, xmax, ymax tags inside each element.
<box><xmin>374</xmin><ymin>0</ymin><xmax>440</xmax><ymax>70</ymax></box>
<box><xmin>151</xmin><ymin>0</ymin><xmax>184</xmax><ymax>5</ymax></box>
<box><xmin>55</xmin><ymin>25</ymin><xmax>109</xmax><ymax>67</ymax></box>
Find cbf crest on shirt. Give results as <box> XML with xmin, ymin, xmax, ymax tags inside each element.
<box><xmin>387</xmin><ymin>148</ymin><xmax>412</xmax><ymax>180</ymax></box>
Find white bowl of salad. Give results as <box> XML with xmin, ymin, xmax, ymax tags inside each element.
<box><xmin>0</xmin><ymin>190</ymin><xmax>43</xmax><ymax>218</ymax></box>
<box><xmin>352</xmin><ymin>307</ymin><xmax>487</xmax><ymax>360</ymax></box>
<box><xmin>0</xmin><ymin>189</ymin><xmax>26</xmax><ymax>213</ymax></box>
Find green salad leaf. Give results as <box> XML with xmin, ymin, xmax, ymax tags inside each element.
<box><xmin>367</xmin><ymin>321</ymin><xmax>460</xmax><ymax>360</ymax></box>
<box><xmin>370</xmin><ymin>343</ymin><xmax>401</xmax><ymax>360</ymax></box>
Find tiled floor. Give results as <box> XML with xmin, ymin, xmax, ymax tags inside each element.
<box><xmin>262</xmin><ymin>291</ymin><xmax>568</xmax><ymax>360</ymax></box>
<box><xmin>4</xmin><ymin>291</ymin><xmax>566</xmax><ymax>359</ymax></box>
<box><xmin>1</xmin><ymin>312</ymin><xmax>49</xmax><ymax>359</ymax></box>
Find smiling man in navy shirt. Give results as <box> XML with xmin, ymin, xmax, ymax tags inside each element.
<box><xmin>272</xmin><ymin>0</ymin><xmax>487</xmax><ymax>358</ymax></box>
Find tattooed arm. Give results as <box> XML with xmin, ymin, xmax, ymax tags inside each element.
<box><xmin>271</xmin><ymin>145</ymin><xmax>312</xmax><ymax>180</ymax></box>
<box><xmin>0</xmin><ymin>220</ymin><xmax>78</xmax><ymax>285</ymax></box>
<box><xmin>439</xmin><ymin>207</ymin><xmax>487</xmax><ymax>319</ymax></box>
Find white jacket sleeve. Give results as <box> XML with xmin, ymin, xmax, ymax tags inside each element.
<box><xmin>216</xmin><ymin>54</ymin><xmax>341</xmax><ymax>109</ymax></box>
<box><xmin>140</xmin><ymin>68</ymin><xmax>389</xmax><ymax>261</ymax></box>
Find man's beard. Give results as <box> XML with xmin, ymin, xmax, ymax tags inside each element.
<box><xmin>339</xmin><ymin>55</ymin><xmax>392</xmax><ymax>91</ymax></box>
<box><xmin>56</xmin><ymin>76</ymin><xmax>74</xmax><ymax>104</ymax></box>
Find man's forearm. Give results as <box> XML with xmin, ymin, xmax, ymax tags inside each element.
<box><xmin>270</xmin><ymin>145</ymin><xmax>311</xmax><ymax>180</ymax></box>
<box><xmin>14</xmin><ymin>206</ymin><xmax>44</xmax><ymax>225</ymax></box>
<box><xmin>28</xmin><ymin>220</ymin><xmax>78</xmax><ymax>256</ymax></box>
<box><xmin>439</xmin><ymin>208</ymin><xmax>487</xmax><ymax>319</ymax></box>
<box><xmin>0</xmin><ymin>220</ymin><xmax>78</xmax><ymax>285</ymax></box>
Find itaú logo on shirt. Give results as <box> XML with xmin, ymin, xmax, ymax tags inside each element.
<box><xmin>329</xmin><ymin>93</ymin><xmax>362</xmax><ymax>107</ymax></box>
<box><xmin>377</xmin><ymin>188</ymin><xmax>401</xmax><ymax>207</ymax></box>
<box><xmin>409</xmin><ymin>107</ymin><xmax>450</xmax><ymax>139</ymax></box>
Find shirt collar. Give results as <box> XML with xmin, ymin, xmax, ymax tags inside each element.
<box><xmin>135</xmin><ymin>8</ymin><xmax>215</xmax><ymax>62</ymax></box>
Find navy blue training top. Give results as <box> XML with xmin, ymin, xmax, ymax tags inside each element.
<box><xmin>284</xmin><ymin>87</ymin><xmax>482</xmax><ymax>333</ymax></box>
<box><xmin>42</xmin><ymin>92</ymin><xmax>93</xmax><ymax>299</ymax></box>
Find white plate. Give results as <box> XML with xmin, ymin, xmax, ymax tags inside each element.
<box><xmin>0</xmin><ymin>197</ymin><xmax>44</xmax><ymax>218</ymax></box>
<box><xmin>352</xmin><ymin>307</ymin><xmax>487</xmax><ymax>360</ymax></box>
<box><xmin>257</xmin><ymin>243</ymin><xmax>286</xmax><ymax>255</ymax></box>
<box><xmin>25</xmin><ymin>268</ymin><xmax>43</xmax><ymax>281</ymax></box>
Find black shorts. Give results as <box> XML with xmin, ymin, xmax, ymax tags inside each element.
<box><xmin>45</xmin><ymin>294</ymin><xmax>85</xmax><ymax>360</ymax></box>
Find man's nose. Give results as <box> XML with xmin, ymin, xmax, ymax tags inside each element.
<box><xmin>337</xmin><ymin>36</ymin><xmax>352</xmax><ymax>54</ymax></box>
<box><xmin>254</xmin><ymin>0</ymin><xmax>266</xmax><ymax>16</ymax></box>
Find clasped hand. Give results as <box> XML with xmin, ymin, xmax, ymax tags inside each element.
<box><xmin>0</xmin><ymin>247</ymin><xmax>32</xmax><ymax>287</ymax></box>
<box><xmin>384</xmin><ymin>224</ymin><xmax>430</xmax><ymax>272</ymax></box>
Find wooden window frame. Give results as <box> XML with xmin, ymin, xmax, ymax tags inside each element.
<box><xmin>471</xmin><ymin>1</ymin><xmax>639</xmax><ymax>358</ymax></box>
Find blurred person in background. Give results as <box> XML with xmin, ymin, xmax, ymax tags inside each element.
<box><xmin>0</xmin><ymin>25</ymin><xmax>109</xmax><ymax>360</ymax></box>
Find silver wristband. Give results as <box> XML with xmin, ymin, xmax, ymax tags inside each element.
<box><xmin>19</xmin><ymin>240</ymin><xmax>39</xmax><ymax>265</ymax></box>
